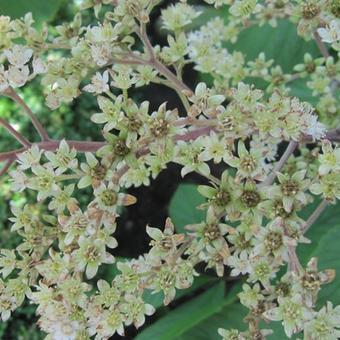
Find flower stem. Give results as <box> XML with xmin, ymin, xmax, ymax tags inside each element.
<box><xmin>3</xmin><ymin>87</ymin><xmax>50</xmax><ymax>141</ymax></box>
<box><xmin>301</xmin><ymin>199</ymin><xmax>328</xmax><ymax>234</ymax></box>
<box><xmin>0</xmin><ymin>118</ymin><xmax>31</xmax><ymax>147</ymax></box>
<box><xmin>261</xmin><ymin>140</ymin><xmax>298</xmax><ymax>186</ymax></box>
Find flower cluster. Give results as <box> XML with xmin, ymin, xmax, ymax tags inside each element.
<box><xmin>0</xmin><ymin>0</ymin><xmax>339</xmax><ymax>339</ymax></box>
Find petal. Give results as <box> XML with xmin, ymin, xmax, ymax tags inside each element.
<box><xmin>86</xmin><ymin>262</ymin><xmax>99</xmax><ymax>279</ymax></box>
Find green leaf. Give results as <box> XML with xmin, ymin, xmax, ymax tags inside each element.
<box><xmin>0</xmin><ymin>0</ymin><xmax>62</xmax><ymax>23</ymax></box>
<box><xmin>226</xmin><ymin>19</ymin><xmax>320</xmax><ymax>73</ymax></box>
<box><xmin>169</xmin><ymin>183</ymin><xmax>206</xmax><ymax>233</ymax></box>
<box><xmin>136</xmin><ymin>282</ymin><xmax>242</xmax><ymax>340</ymax></box>
<box><xmin>178</xmin><ymin>286</ymin><xmax>246</xmax><ymax>340</ymax></box>
<box><xmin>287</xmin><ymin>78</ymin><xmax>319</xmax><ymax>106</ymax></box>
<box><xmin>143</xmin><ymin>275</ymin><xmax>217</xmax><ymax>309</ymax></box>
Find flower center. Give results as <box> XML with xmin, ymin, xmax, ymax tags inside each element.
<box><xmin>240</xmin><ymin>156</ymin><xmax>257</xmax><ymax>173</ymax></box>
<box><xmin>264</xmin><ymin>231</ymin><xmax>283</xmax><ymax>252</ymax></box>
<box><xmin>275</xmin><ymin>282</ymin><xmax>291</xmax><ymax>297</ymax></box>
<box><xmin>91</xmin><ymin>164</ymin><xmax>107</xmax><ymax>181</ymax></box>
<box><xmin>100</xmin><ymin>189</ymin><xmax>118</xmax><ymax>206</ymax></box>
<box><xmin>128</xmin><ymin>117</ymin><xmax>142</xmax><ymax>132</ymax></box>
<box><xmin>150</xmin><ymin>118</ymin><xmax>170</xmax><ymax>138</ymax></box>
<box><xmin>213</xmin><ymin>189</ymin><xmax>231</xmax><ymax>206</ymax></box>
<box><xmin>241</xmin><ymin>190</ymin><xmax>261</xmax><ymax>208</ymax></box>
<box><xmin>281</xmin><ymin>180</ymin><xmax>299</xmax><ymax>197</ymax></box>
<box><xmin>302</xmin><ymin>271</ymin><xmax>321</xmax><ymax>290</ymax></box>
<box><xmin>273</xmin><ymin>200</ymin><xmax>292</xmax><ymax>218</ymax></box>
<box><xmin>331</xmin><ymin>0</ymin><xmax>340</xmax><ymax>17</ymax></box>
<box><xmin>203</xmin><ymin>223</ymin><xmax>221</xmax><ymax>241</ymax></box>
<box><xmin>113</xmin><ymin>139</ymin><xmax>130</xmax><ymax>157</ymax></box>
<box><xmin>302</xmin><ymin>2</ymin><xmax>320</xmax><ymax>19</ymax></box>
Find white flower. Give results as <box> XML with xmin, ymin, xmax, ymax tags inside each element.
<box><xmin>90</xmin><ymin>43</ymin><xmax>112</xmax><ymax>66</ymax></box>
<box><xmin>229</xmin><ymin>0</ymin><xmax>261</xmax><ymax>18</ymax></box>
<box><xmin>33</xmin><ymin>57</ymin><xmax>47</xmax><ymax>74</ymax></box>
<box><xmin>45</xmin><ymin>140</ymin><xmax>78</xmax><ymax>174</ymax></box>
<box><xmin>227</xmin><ymin>252</ymin><xmax>250</xmax><ymax>277</ymax></box>
<box><xmin>4</xmin><ymin>45</ymin><xmax>33</xmax><ymax>67</ymax></box>
<box><xmin>83</xmin><ymin>70</ymin><xmax>109</xmax><ymax>94</ymax></box>
<box><xmin>9</xmin><ymin>170</ymin><xmax>28</xmax><ymax>192</ymax></box>
<box><xmin>199</xmin><ymin>132</ymin><xmax>229</xmax><ymax>163</ymax></box>
<box><xmin>317</xmin><ymin>20</ymin><xmax>340</xmax><ymax>44</ymax></box>
<box><xmin>6</xmin><ymin>66</ymin><xmax>30</xmax><ymax>87</ymax></box>
<box><xmin>56</xmin><ymin>77</ymin><xmax>79</xmax><ymax>103</ymax></box>
<box><xmin>17</xmin><ymin>144</ymin><xmax>43</xmax><ymax>170</ymax></box>
<box><xmin>161</xmin><ymin>3</ymin><xmax>201</xmax><ymax>32</ymax></box>
<box><xmin>304</xmin><ymin>115</ymin><xmax>326</xmax><ymax>141</ymax></box>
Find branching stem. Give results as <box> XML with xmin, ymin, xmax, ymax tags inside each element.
<box><xmin>301</xmin><ymin>199</ymin><xmax>328</xmax><ymax>234</ymax></box>
<box><xmin>0</xmin><ymin>119</ymin><xmax>31</xmax><ymax>147</ymax></box>
<box><xmin>2</xmin><ymin>87</ymin><xmax>50</xmax><ymax>141</ymax></box>
<box><xmin>261</xmin><ymin>141</ymin><xmax>298</xmax><ymax>186</ymax></box>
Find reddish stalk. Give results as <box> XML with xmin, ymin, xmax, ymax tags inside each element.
<box><xmin>2</xmin><ymin>87</ymin><xmax>50</xmax><ymax>141</ymax></box>
<box><xmin>0</xmin><ymin>118</ymin><xmax>31</xmax><ymax>147</ymax></box>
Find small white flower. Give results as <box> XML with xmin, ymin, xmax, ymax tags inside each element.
<box><xmin>6</xmin><ymin>66</ymin><xmax>30</xmax><ymax>87</ymax></box>
<box><xmin>317</xmin><ymin>20</ymin><xmax>340</xmax><ymax>44</ymax></box>
<box><xmin>304</xmin><ymin>115</ymin><xmax>326</xmax><ymax>141</ymax></box>
<box><xmin>4</xmin><ymin>45</ymin><xmax>33</xmax><ymax>67</ymax></box>
<box><xmin>83</xmin><ymin>70</ymin><xmax>109</xmax><ymax>94</ymax></box>
<box><xmin>17</xmin><ymin>144</ymin><xmax>43</xmax><ymax>170</ymax></box>
<box><xmin>90</xmin><ymin>43</ymin><xmax>112</xmax><ymax>66</ymax></box>
<box><xmin>33</xmin><ymin>57</ymin><xmax>47</xmax><ymax>74</ymax></box>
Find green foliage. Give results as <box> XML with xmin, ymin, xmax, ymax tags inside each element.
<box><xmin>226</xmin><ymin>19</ymin><xmax>320</xmax><ymax>73</ymax></box>
<box><xmin>0</xmin><ymin>0</ymin><xmax>63</xmax><ymax>23</ymax></box>
<box><xmin>169</xmin><ymin>183</ymin><xmax>206</xmax><ymax>234</ymax></box>
<box><xmin>137</xmin><ymin>282</ymin><xmax>243</xmax><ymax>340</ymax></box>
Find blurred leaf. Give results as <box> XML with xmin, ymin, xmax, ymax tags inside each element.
<box><xmin>0</xmin><ymin>0</ymin><xmax>62</xmax><ymax>23</ymax></box>
<box><xmin>137</xmin><ymin>282</ymin><xmax>242</xmax><ymax>340</ymax></box>
<box><xmin>143</xmin><ymin>275</ymin><xmax>217</xmax><ymax>309</ymax></box>
<box><xmin>169</xmin><ymin>183</ymin><xmax>206</xmax><ymax>234</ymax></box>
<box><xmin>287</xmin><ymin>78</ymin><xmax>319</xmax><ymax>106</ymax></box>
<box><xmin>226</xmin><ymin>19</ymin><xmax>320</xmax><ymax>73</ymax></box>
<box><xmin>178</xmin><ymin>284</ymin><xmax>245</xmax><ymax>340</ymax></box>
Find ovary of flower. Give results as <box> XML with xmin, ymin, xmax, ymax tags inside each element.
<box><xmin>317</xmin><ymin>20</ymin><xmax>340</xmax><ymax>44</ymax></box>
<box><xmin>83</xmin><ymin>70</ymin><xmax>109</xmax><ymax>94</ymax></box>
<box><xmin>4</xmin><ymin>45</ymin><xmax>33</xmax><ymax>67</ymax></box>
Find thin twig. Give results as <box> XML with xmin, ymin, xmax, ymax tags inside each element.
<box><xmin>261</xmin><ymin>141</ymin><xmax>298</xmax><ymax>186</ymax></box>
<box><xmin>301</xmin><ymin>199</ymin><xmax>328</xmax><ymax>234</ymax></box>
<box><xmin>287</xmin><ymin>245</ymin><xmax>302</xmax><ymax>274</ymax></box>
<box><xmin>0</xmin><ymin>118</ymin><xmax>31</xmax><ymax>147</ymax></box>
<box><xmin>303</xmin><ymin>127</ymin><xmax>340</xmax><ymax>143</ymax></box>
<box><xmin>313</xmin><ymin>31</ymin><xmax>330</xmax><ymax>59</ymax></box>
<box><xmin>137</xmin><ymin>24</ymin><xmax>191</xmax><ymax>95</ymax></box>
<box><xmin>0</xmin><ymin>158</ymin><xmax>15</xmax><ymax>177</ymax></box>
<box><xmin>2</xmin><ymin>87</ymin><xmax>50</xmax><ymax>141</ymax></box>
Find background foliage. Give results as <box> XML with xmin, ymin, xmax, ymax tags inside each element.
<box><xmin>0</xmin><ymin>0</ymin><xmax>338</xmax><ymax>339</ymax></box>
